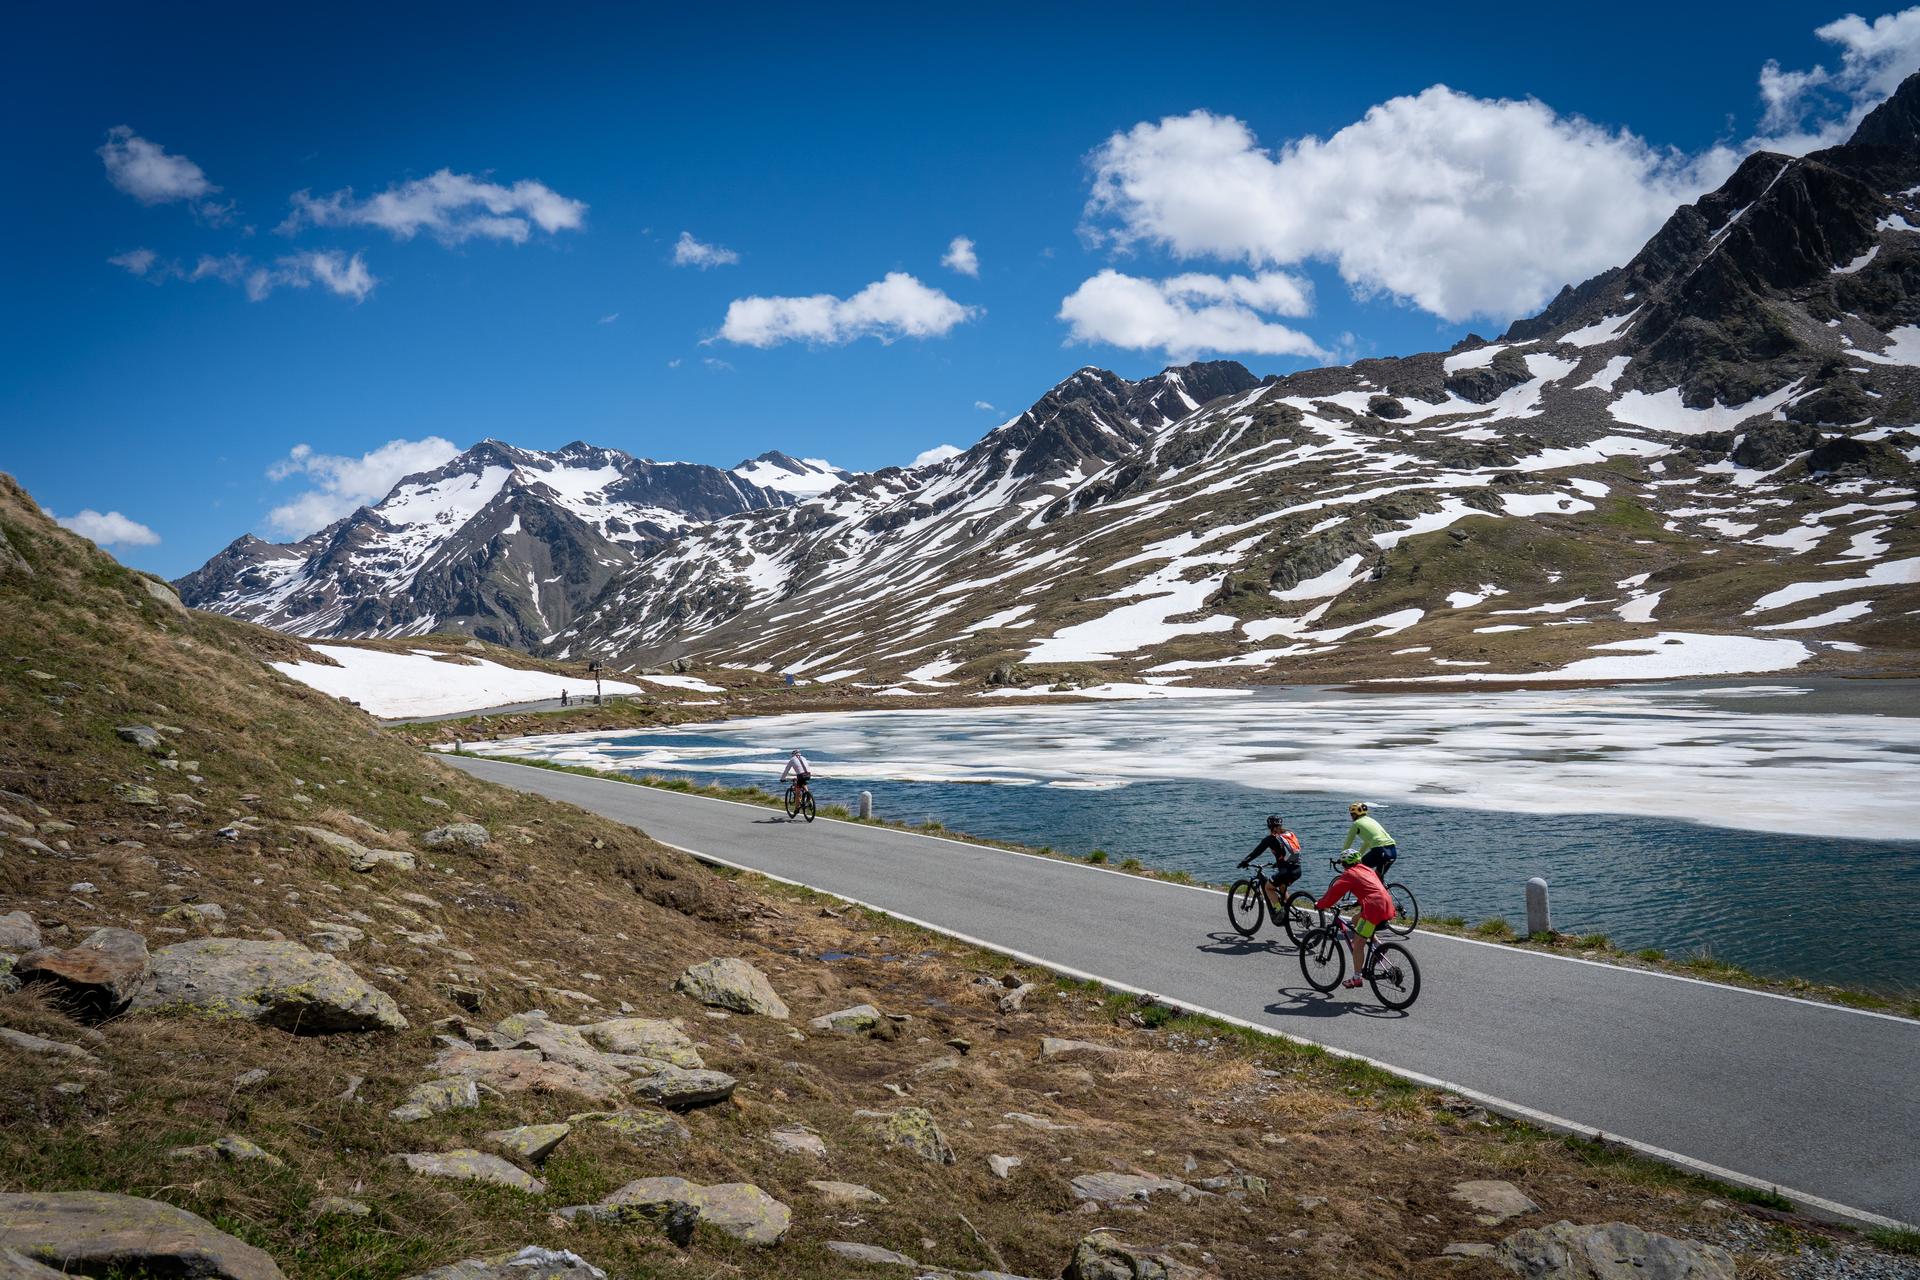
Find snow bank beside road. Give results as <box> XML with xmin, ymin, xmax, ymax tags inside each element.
<box><xmin>271</xmin><ymin>644</ymin><xmax>639</xmax><ymax>718</ymax></box>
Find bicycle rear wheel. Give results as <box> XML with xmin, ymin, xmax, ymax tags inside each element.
<box><xmin>1282</xmin><ymin>891</ymin><xmax>1319</xmax><ymax>946</ymax></box>
<box><xmin>783</xmin><ymin>786</ymin><xmax>800</xmax><ymax>819</ymax></box>
<box><xmin>1298</xmin><ymin>927</ymin><xmax>1347</xmax><ymax>992</ymax></box>
<box><xmin>1226</xmin><ymin>880</ymin><xmax>1266</xmax><ymax>937</ymax></box>
<box><xmin>1366</xmin><ymin>942</ymin><xmax>1421</xmax><ymax>1010</ymax></box>
<box><xmin>801</xmin><ymin>790</ymin><xmax>816</xmax><ymax>822</ymax></box>
<box><xmin>1385</xmin><ymin>882</ymin><xmax>1419</xmax><ymax>936</ymax></box>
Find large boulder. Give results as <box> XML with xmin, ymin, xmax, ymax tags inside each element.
<box><xmin>1495</xmin><ymin>1221</ymin><xmax>1735</xmax><ymax>1280</ymax></box>
<box><xmin>1068</xmin><ymin>1172</ymin><xmax>1198</xmax><ymax>1205</ymax></box>
<box><xmin>423</xmin><ymin>823</ymin><xmax>490</xmax><ymax>850</ymax></box>
<box><xmin>0</xmin><ymin>1247</ymin><xmax>70</xmax><ymax>1278</ymax></box>
<box><xmin>130</xmin><ymin>939</ymin><xmax>407</xmax><ymax>1033</ymax></box>
<box><xmin>405</xmin><ymin>1248</ymin><xmax>606</xmax><ymax>1280</ymax></box>
<box><xmin>17</xmin><ymin>928</ymin><xmax>150</xmax><ymax>1021</ymax></box>
<box><xmin>581</xmin><ymin>1016</ymin><xmax>703</xmax><ymax>1068</ymax></box>
<box><xmin>1064</xmin><ymin>1231</ymin><xmax>1212</xmax><ymax>1280</ymax></box>
<box><xmin>0</xmin><ymin>1190</ymin><xmax>286</xmax><ymax>1280</ymax></box>
<box><xmin>855</xmin><ymin>1107</ymin><xmax>955</xmax><ymax>1164</ymax></box>
<box><xmin>563</xmin><ymin>1177</ymin><xmax>790</xmax><ymax>1246</ymax></box>
<box><xmin>674</xmin><ymin>958</ymin><xmax>788</xmax><ymax>1018</ymax></box>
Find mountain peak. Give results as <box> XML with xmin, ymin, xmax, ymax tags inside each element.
<box><xmin>1846</xmin><ymin>70</ymin><xmax>1920</xmax><ymax>150</ymax></box>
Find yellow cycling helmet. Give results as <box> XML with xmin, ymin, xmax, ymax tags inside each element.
<box><xmin>1349</xmin><ymin>801</ymin><xmax>1368</xmax><ymax>817</ymax></box>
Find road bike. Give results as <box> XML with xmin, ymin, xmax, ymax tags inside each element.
<box><xmin>1297</xmin><ymin>910</ymin><xmax>1422</xmax><ymax>1010</ymax></box>
<box><xmin>783</xmin><ymin>780</ymin><xmax>816</xmax><ymax>822</ymax></box>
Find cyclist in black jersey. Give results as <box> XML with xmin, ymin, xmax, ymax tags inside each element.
<box><xmin>1238</xmin><ymin>814</ymin><xmax>1302</xmax><ymax>911</ymax></box>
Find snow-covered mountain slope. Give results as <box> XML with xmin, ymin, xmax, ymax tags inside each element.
<box><xmin>178</xmin><ymin>440</ymin><xmax>788</xmax><ymax>648</ymax></box>
<box><xmin>731</xmin><ymin>451</ymin><xmax>854</xmax><ymax>499</ymax></box>
<box><xmin>555</xmin><ymin>79</ymin><xmax>1920</xmax><ymax>686</ymax></box>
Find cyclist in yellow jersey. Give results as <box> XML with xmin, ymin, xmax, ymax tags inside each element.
<box><xmin>1339</xmin><ymin>802</ymin><xmax>1399</xmax><ymax>875</ymax></box>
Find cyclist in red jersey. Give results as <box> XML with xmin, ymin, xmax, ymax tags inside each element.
<box><xmin>1316</xmin><ymin>850</ymin><xmax>1397</xmax><ymax>989</ymax></box>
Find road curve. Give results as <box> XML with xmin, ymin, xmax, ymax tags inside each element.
<box><xmin>445</xmin><ymin>754</ymin><xmax>1920</xmax><ymax>1228</ymax></box>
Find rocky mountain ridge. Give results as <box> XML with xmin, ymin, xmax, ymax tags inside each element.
<box><xmin>549</xmin><ymin>79</ymin><xmax>1920</xmax><ymax>687</ymax></box>
<box><xmin>177</xmin><ymin>440</ymin><xmax>801</xmax><ymax>650</ymax></box>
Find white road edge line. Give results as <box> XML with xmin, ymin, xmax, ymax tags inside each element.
<box><xmin>652</xmin><ymin>832</ymin><xmax>1917</xmax><ymax>1235</ymax></box>
<box><xmin>454</xmin><ymin>753</ymin><xmax>1917</xmax><ymax>1026</ymax></box>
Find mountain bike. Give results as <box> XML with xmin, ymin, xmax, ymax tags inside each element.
<box><xmin>783</xmin><ymin>780</ymin><xmax>816</xmax><ymax>822</ymax></box>
<box><xmin>1297</xmin><ymin>910</ymin><xmax>1421</xmax><ymax>1010</ymax></box>
<box><xmin>1227</xmin><ymin>862</ymin><xmax>1295</xmax><ymax>937</ymax></box>
<box><xmin>1328</xmin><ymin>856</ymin><xmax>1419</xmax><ymax>937</ymax></box>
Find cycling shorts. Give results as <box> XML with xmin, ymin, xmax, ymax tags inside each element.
<box><xmin>1360</xmin><ymin>845</ymin><xmax>1397</xmax><ymax>874</ymax></box>
<box><xmin>1353</xmin><ymin>915</ymin><xmax>1379</xmax><ymax>939</ymax></box>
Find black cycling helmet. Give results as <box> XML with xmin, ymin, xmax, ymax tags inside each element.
<box><xmin>1266</xmin><ymin>813</ymin><xmax>1284</xmax><ymax>828</ymax></box>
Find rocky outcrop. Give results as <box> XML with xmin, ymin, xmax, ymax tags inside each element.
<box><xmin>130</xmin><ymin>938</ymin><xmax>407</xmax><ymax>1033</ymax></box>
<box><xmin>16</xmin><ymin>928</ymin><xmax>150</xmax><ymax>1021</ymax></box>
<box><xmin>0</xmin><ymin>1190</ymin><xmax>286</xmax><ymax>1280</ymax></box>
<box><xmin>562</xmin><ymin>1177</ymin><xmax>790</xmax><ymax>1246</ymax></box>
<box><xmin>674</xmin><ymin>958</ymin><xmax>789</xmax><ymax>1018</ymax></box>
<box><xmin>1495</xmin><ymin>1221</ymin><xmax>1736</xmax><ymax>1280</ymax></box>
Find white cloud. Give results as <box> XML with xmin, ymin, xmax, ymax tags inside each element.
<box><xmin>1059</xmin><ymin>268</ymin><xmax>1327</xmax><ymax>360</ymax></box>
<box><xmin>599</xmin><ymin>312</ymin><xmax>620</xmax><ymax>324</ymax></box>
<box><xmin>717</xmin><ymin>272</ymin><xmax>980</xmax><ymax>347</ymax></box>
<box><xmin>279</xmin><ymin>169</ymin><xmax>587</xmax><ymax>244</ymax></box>
<box><xmin>973</xmin><ymin>400</ymin><xmax>996</xmax><ymax>411</ymax></box>
<box><xmin>672</xmin><ymin>231</ymin><xmax>740</xmax><ymax>268</ymax></box>
<box><xmin>942</xmin><ymin>235</ymin><xmax>979</xmax><ymax>276</ymax></box>
<box><xmin>702</xmin><ymin>357</ymin><xmax>734</xmax><ymax>371</ymax></box>
<box><xmin>1755</xmin><ymin>7</ymin><xmax>1920</xmax><ymax>153</ymax></box>
<box><xmin>108</xmin><ymin>248</ymin><xmax>159</xmax><ymax>277</ymax></box>
<box><xmin>265</xmin><ymin>436</ymin><xmax>459</xmax><ymax>537</ymax></box>
<box><xmin>54</xmin><ymin>509</ymin><xmax>160</xmax><ymax>547</ymax></box>
<box><xmin>912</xmin><ymin>444</ymin><xmax>963</xmax><ymax>468</ymax></box>
<box><xmin>98</xmin><ymin>127</ymin><xmax>228</xmax><ymax>221</ymax></box>
<box><xmin>1082</xmin><ymin>96</ymin><xmax>1738</xmax><ymax>323</ymax></box>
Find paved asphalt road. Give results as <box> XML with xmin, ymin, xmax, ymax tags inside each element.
<box><xmin>446</xmin><ymin>755</ymin><xmax>1919</xmax><ymax>1227</ymax></box>
<box><xmin>386</xmin><ymin>695</ymin><xmax>633</xmax><ymax>725</ymax></box>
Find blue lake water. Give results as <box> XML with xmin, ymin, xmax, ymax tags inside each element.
<box><xmin>474</xmin><ymin>684</ymin><xmax>1920</xmax><ymax>991</ymax></box>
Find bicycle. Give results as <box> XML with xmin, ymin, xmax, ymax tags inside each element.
<box><xmin>1338</xmin><ymin>854</ymin><xmax>1419</xmax><ymax>937</ymax></box>
<box><xmin>1297</xmin><ymin>909</ymin><xmax>1421</xmax><ymax>1010</ymax></box>
<box><xmin>783</xmin><ymin>780</ymin><xmax>816</xmax><ymax>822</ymax></box>
<box><xmin>1227</xmin><ymin>861</ymin><xmax>1299</xmax><ymax>937</ymax></box>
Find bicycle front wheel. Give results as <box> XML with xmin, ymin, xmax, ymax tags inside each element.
<box><xmin>1385</xmin><ymin>883</ymin><xmax>1419</xmax><ymax>936</ymax></box>
<box><xmin>1227</xmin><ymin>880</ymin><xmax>1266</xmax><ymax>937</ymax></box>
<box><xmin>800</xmin><ymin>790</ymin><xmax>816</xmax><ymax>822</ymax></box>
<box><xmin>1298</xmin><ymin>927</ymin><xmax>1347</xmax><ymax>992</ymax></box>
<box><xmin>783</xmin><ymin>786</ymin><xmax>800</xmax><ymax>819</ymax></box>
<box><xmin>1367</xmin><ymin>942</ymin><xmax>1421</xmax><ymax>1010</ymax></box>
<box><xmin>1282</xmin><ymin>891</ymin><xmax>1319</xmax><ymax>946</ymax></box>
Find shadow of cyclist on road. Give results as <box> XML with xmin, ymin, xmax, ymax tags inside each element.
<box><xmin>1267</xmin><ymin>986</ymin><xmax>1410</xmax><ymax>1020</ymax></box>
<box><xmin>1195</xmin><ymin>930</ymin><xmax>1292</xmax><ymax>959</ymax></box>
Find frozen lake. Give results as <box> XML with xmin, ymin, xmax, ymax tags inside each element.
<box><xmin>471</xmin><ymin>682</ymin><xmax>1920</xmax><ymax>988</ymax></box>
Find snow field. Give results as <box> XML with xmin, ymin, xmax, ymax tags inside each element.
<box><xmin>271</xmin><ymin>644</ymin><xmax>640</xmax><ymax>718</ymax></box>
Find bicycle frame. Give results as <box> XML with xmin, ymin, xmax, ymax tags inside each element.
<box><xmin>1323</xmin><ymin>911</ymin><xmax>1387</xmax><ymax>974</ymax></box>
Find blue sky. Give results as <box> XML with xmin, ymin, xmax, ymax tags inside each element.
<box><xmin>4</xmin><ymin>1</ymin><xmax>1917</xmax><ymax>577</ymax></box>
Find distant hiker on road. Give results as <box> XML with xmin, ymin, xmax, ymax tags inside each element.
<box><xmin>1340</xmin><ymin>802</ymin><xmax>1398</xmax><ymax>874</ymax></box>
<box><xmin>560</xmin><ymin>689</ymin><xmax>569</xmax><ymax>707</ymax></box>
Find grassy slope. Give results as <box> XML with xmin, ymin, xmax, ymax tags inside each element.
<box><xmin>0</xmin><ymin>473</ymin><xmax>1897</xmax><ymax>1277</ymax></box>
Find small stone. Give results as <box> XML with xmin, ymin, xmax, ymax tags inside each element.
<box><xmin>483</xmin><ymin>1123</ymin><xmax>571</xmax><ymax>1165</ymax></box>
<box><xmin>987</xmin><ymin>1154</ymin><xmax>1021</xmax><ymax>1179</ymax></box>
<box><xmin>434</xmin><ymin>982</ymin><xmax>486</xmax><ymax>1013</ymax></box>
<box><xmin>1069</xmin><ymin>1171</ymin><xmax>1199</xmax><ymax>1205</ymax></box>
<box><xmin>312</xmin><ymin>1197</ymin><xmax>371</xmax><ymax>1219</ymax></box>
<box><xmin>808</xmin><ymin>1003</ymin><xmax>889</xmax><ymax>1035</ymax></box>
<box><xmin>1442</xmin><ymin>1242</ymin><xmax>1496</xmax><ymax>1259</ymax></box>
<box><xmin>116</xmin><ymin>725</ymin><xmax>165</xmax><ymax>753</ymax></box>
<box><xmin>627</xmin><ymin>1063</ymin><xmax>738</xmax><ymax>1110</ymax></box>
<box><xmin>826</xmin><ymin>1241</ymin><xmax>920</xmax><ymax>1267</ymax></box>
<box><xmin>1450</xmin><ymin>1179</ymin><xmax>1539</xmax><ymax>1226</ymax></box>
<box><xmin>578</xmin><ymin>1109</ymin><xmax>691</xmax><ymax>1145</ymax></box>
<box><xmin>392</xmin><ymin>1150</ymin><xmax>545</xmax><ymax>1194</ymax></box>
<box><xmin>564</xmin><ymin>1177</ymin><xmax>789</xmax><ymax>1246</ymax></box>
<box><xmin>389</xmin><ymin>1077</ymin><xmax>479</xmax><ymax>1122</ymax></box>
<box><xmin>1064</xmin><ymin>1231</ymin><xmax>1209</xmax><ymax>1280</ymax></box>
<box><xmin>855</xmin><ymin>1107</ymin><xmax>955</xmax><ymax>1164</ymax></box>
<box><xmin>768</xmin><ymin>1125</ymin><xmax>827</xmax><ymax>1158</ymax></box>
<box><xmin>1041</xmin><ymin>1037</ymin><xmax>1123</xmax><ymax>1065</ymax></box>
<box><xmin>0</xmin><ymin>911</ymin><xmax>41</xmax><ymax>952</ymax></box>
<box><xmin>674</xmin><ymin>957</ymin><xmax>789</xmax><ymax>1018</ymax></box>
<box><xmin>232</xmin><ymin>1070</ymin><xmax>269</xmax><ymax>1092</ymax></box>
<box><xmin>807</xmin><ymin>1180</ymin><xmax>888</xmax><ymax>1205</ymax></box>
<box><xmin>422</xmin><ymin>823</ymin><xmax>490</xmax><ymax>850</ymax></box>
<box><xmin>404</xmin><ymin>1246</ymin><xmax>606</xmax><ymax>1279</ymax></box>
<box><xmin>0</xmin><ymin>1027</ymin><xmax>94</xmax><ymax>1061</ymax></box>
<box><xmin>998</xmin><ymin>983</ymin><xmax>1037</xmax><ymax>1013</ymax></box>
